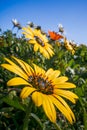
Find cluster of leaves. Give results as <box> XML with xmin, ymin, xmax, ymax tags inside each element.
<box><xmin>0</xmin><ymin>28</ymin><xmax>87</xmax><ymax>130</ymax></box>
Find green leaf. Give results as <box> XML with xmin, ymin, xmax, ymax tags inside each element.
<box><xmin>75</xmin><ymin>87</ymin><xmax>84</xmax><ymax>97</ymax></box>
<box><xmin>30</xmin><ymin>113</ymin><xmax>43</xmax><ymax>129</ymax></box>
<box><xmin>2</xmin><ymin>96</ymin><xmax>25</xmax><ymax>111</ymax></box>
<box><xmin>83</xmin><ymin>108</ymin><xmax>87</xmax><ymax>130</ymax></box>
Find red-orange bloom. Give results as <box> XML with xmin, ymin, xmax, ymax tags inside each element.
<box><xmin>48</xmin><ymin>31</ymin><xmax>64</xmax><ymax>40</ymax></box>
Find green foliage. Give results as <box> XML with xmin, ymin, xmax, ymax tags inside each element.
<box><xmin>0</xmin><ymin>29</ymin><xmax>87</xmax><ymax>130</ymax></box>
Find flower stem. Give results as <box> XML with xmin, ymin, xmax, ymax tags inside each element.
<box><xmin>54</xmin><ymin>122</ymin><xmax>62</xmax><ymax>130</ymax></box>
<box><xmin>22</xmin><ymin>98</ymin><xmax>32</xmax><ymax>130</ymax></box>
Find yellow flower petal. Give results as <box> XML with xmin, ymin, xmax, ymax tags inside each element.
<box><xmin>42</xmin><ymin>95</ymin><xmax>56</xmax><ymax>123</ymax></box>
<box><xmin>29</xmin><ymin>39</ymin><xmax>37</xmax><ymax>44</ymax></box>
<box><xmin>22</xmin><ymin>32</ymin><xmax>34</xmax><ymax>39</ymax></box>
<box><xmin>46</xmin><ymin>42</ymin><xmax>53</xmax><ymax>49</ymax></box>
<box><xmin>33</xmin><ymin>43</ymin><xmax>39</xmax><ymax>51</ymax></box>
<box><xmin>20</xmin><ymin>87</ymin><xmax>36</xmax><ymax>99</ymax></box>
<box><xmin>46</xmin><ymin>69</ymin><xmax>60</xmax><ymax>78</ymax></box>
<box><xmin>54</xmin><ymin>82</ymin><xmax>76</xmax><ymax>89</ymax></box>
<box><xmin>49</xmin><ymin>95</ymin><xmax>74</xmax><ymax>124</ymax></box>
<box><xmin>32</xmin><ymin>91</ymin><xmax>43</xmax><ymax>106</ymax></box>
<box><xmin>22</xmin><ymin>27</ymin><xmax>34</xmax><ymax>36</ymax></box>
<box><xmin>7</xmin><ymin>77</ymin><xmax>31</xmax><ymax>87</ymax></box>
<box><xmin>4</xmin><ymin>58</ymin><xmax>18</xmax><ymax>66</ymax></box>
<box><xmin>1</xmin><ymin>64</ymin><xmax>28</xmax><ymax>80</ymax></box>
<box><xmin>33</xmin><ymin>63</ymin><xmax>45</xmax><ymax>75</ymax></box>
<box><xmin>34</xmin><ymin>43</ymin><xmax>39</xmax><ymax>52</ymax></box>
<box><xmin>45</xmin><ymin>68</ymin><xmax>53</xmax><ymax>77</ymax></box>
<box><xmin>45</xmin><ymin>46</ymin><xmax>54</xmax><ymax>56</ymax></box>
<box><xmin>3</xmin><ymin>58</ymin><xmax>28</xmax><ymax>78</ymax></box>
<box><xmin>53</xmin><ymin>76</ymin><xmax>68</xmax><ymax>84</ymax></box>
<box><xmin>53</xmin><ymin>94</ymin><xmax>75</xmax><ymax>121</ymax></box>
<box><xmin>48</xmin><ymin>70</ymin><xmax>61</xmax><ymax>80</ymax></box>
<box><xmin>12</xmin><ymin>56</ymin><xmax>33</xmax><ymax>75</ymax></box>
<box><xmin>54</xmin><ymin>89</ymin><xmax>78</xmax><ymax>103</ymax></box>
<box><xmin>41</xmin><ymin>48</ymin><xmax>51</xmax><ymax>59</ymax></box>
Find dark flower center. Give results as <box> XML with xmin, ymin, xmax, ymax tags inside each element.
<box><xmin>34</xmin><ymin>36</ymin><xmax>45</xmax><ymax>47</ymax></box>
<box><xmin>28</xmin><ymin>75</ymin><xmax>53</xmax><ymax>94</ymax></box>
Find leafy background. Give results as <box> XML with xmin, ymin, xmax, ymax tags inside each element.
<box><xmin>0</xmin><ymin>28</ymin><xmax>87</xmax><ymax>130</ymax></box>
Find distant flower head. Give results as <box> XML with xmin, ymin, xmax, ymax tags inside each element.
<box><xmin>12</xmin><ymin>19</ymin><xmax>18</xmax><ymax>26</ymax></box>
<box><xmin>27</xmin><ymin>21</ymin><xmax>34</xmax><ymax>28</ymax></box>
<box><xmin>34</xmin><ymin>25</ymin><xmax>41</xmax><ymax>30</ymax></box>
<box><xmin>58</xmin><ymin>24</ymin><xmax>64</xmax><ymax>33</ymax></box>
<box><xmin>1</xmin><ymin>56</ymin><xmax>78</xmax><ymax>124</ymax></box>
<box><xmin>73</xmin><ymin>55</ymin><xmax>78</xmax><ymax>59</ymax></box>
<box><xmin>22</xmin><ymin>26</ymin><xmax>54</xmax><ymax>59</ymax></box>
<box><xmin>64</xmin><ymin>37</ymin><xmax>76</xmax><ymax>54</ymax></box>
<box><xmin>66</xmin><ymin>67</ymin><xmax>75</xmax><ymax>75</ymax></box>
<box><xmin>12</xmin><ymin>19</ymin><xmax>22</xmax><ymax>29</ymax></box>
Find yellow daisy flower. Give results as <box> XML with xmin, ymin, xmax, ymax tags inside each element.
<box><xmin>1</xmin><ymin>56</ymin><xmax>78</xmax><ymax>124</ymax></box>
<box><xmin>64</xmin><ymin>37</ymin><xmax>75</xmax><ymax>54</ymax></box>
<box><xmin>22</xmin><ymin>26</ymin><xmax>54</xmax><ymax>59</ymax></box>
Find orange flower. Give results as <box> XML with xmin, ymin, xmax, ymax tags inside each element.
<box><xmin>48</xmin><ymin>31</ymin><xmax>64</xmax><ymax>40</ymax></box>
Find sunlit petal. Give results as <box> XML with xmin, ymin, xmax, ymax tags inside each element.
<box><xmin>54</xmin><ymin>82</ymin><xmax>76</xmax><ymax>89</ymax></box>
<box><xmin>34</xmin><ymin>43</ymin><xmax>39</xmax><ymax>51</ymax></box>
<box><xmin>1</xmin><ymin>64</ymin><xmax>28</xmax><ymax>80</ymax></box>
<box><xmin>29</xmin><ymin>39</ymin><xmax>37</xmax><ymax>44</ymax></box>
<box><xmin>32</xmin><ymin>91</ymin><xmax>43</xmax><ymax>106</ymax></box>
<box><xmin>22</xmin><ymin>32</ymin><xmax>33</xmax><ymax>39</ymax></box>
<box><xmin>54</xmin><ymin>89</ymin><xmax>78</xmax><ymax>103</ymax></box>
<box><xmin>22</xmin><ymin>27</ymin><xmax>34</xmax><ymax>36</ymax></box>
<box><xmin>12</xmin><ymin>56</ymin><xmax>33</xmax><ymax>75</ymax></box>
<box><xmin>53</xmin><ymin>94</ymin><xmax>75</xmax><ymax>121</ymax></box>
<box><xmin>48</xmin><ymin>70</ymin><xmax>60</xmax><ymax>80</ymax></box>
<box><xmin>49</xmin><ymin>95</ymin><xmax>74</xmax><ymax>124</ymax></box>
<box><xmin>20</xmin><ymin>87</ymin><xmax>36</xmax><ymax>99</ymax></box>
<box><xmin>42</xmin><ymin>95</ymin><xmax>56</xmax><ymax>123</ymax></box>
<box><xmin>45</xmin><ymin>68</ymin><xmax>53</xmax><ymax>77</ymax></box>
<box><xmin>33</xmin><ymin>63</ymin><xmax>45</xmax><ymax>75</ymax></box>
<box><xmin>53</xmin><ymin>76</ymin><xmax>68</xmax><ymax>84</ymax></box>
<box><xmin>7</xmin><ymin>77</ymin><xmax>32</xmax><ymax>86</ymax></box>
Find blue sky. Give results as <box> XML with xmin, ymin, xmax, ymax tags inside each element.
<box><xmin>0</xmin><ymin>0</ymin><xmax>87</xmax><ymax>44</ymax></box>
